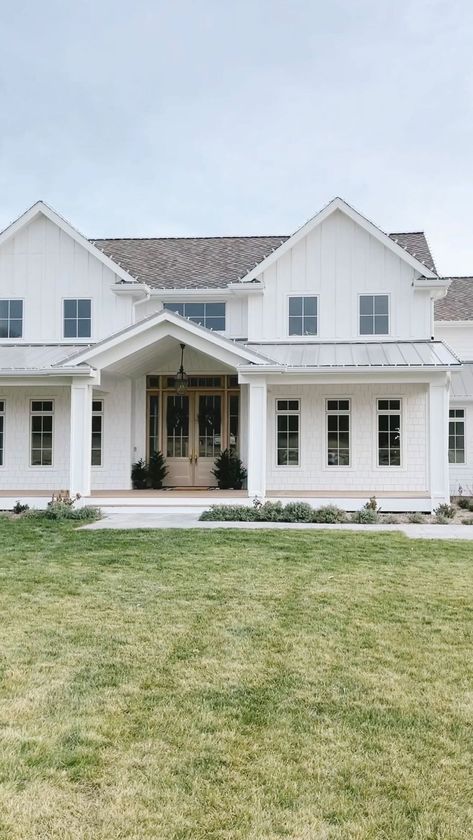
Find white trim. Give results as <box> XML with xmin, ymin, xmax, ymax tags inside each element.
<box><xmin>0</xmin><ymin>201</ymin><xmax>139</xmax><ymax>285</ymax></box>
<box><xmin>0</xmin><ymin>398</ymin><xmax>6</xmax><ymax>468</ymax></box>
<box><xmin>238</xmin><ymin>197</ymin><xmax>437</xmax><ymax>283</ymax></box>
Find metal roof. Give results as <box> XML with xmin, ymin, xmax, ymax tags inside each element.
<box><xmin>450</xmin><ymin>364</ymin><xmax>473</xmax><ymax>398</ymax></box>
<box><xmin>0</xmin><ymin>345</ymin><xmax>89</xmax><ymax>371</ymax></box>
<box><xmin>240</xmin><ymin>341</ymin><xmax>460</xmax><ymax>369</ymax></box>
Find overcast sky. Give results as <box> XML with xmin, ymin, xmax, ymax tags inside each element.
<box><xmin>0</xmin><ymin>0</ymin><xmax>472</xmax><ymax>274</ymax></box>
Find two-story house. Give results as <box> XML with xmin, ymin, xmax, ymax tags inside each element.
<box><xmin>0</xmin><ymin>196</ymin><xmax>469</xmax><ymax>511</ymax></box>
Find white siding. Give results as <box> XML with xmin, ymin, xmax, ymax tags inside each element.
<box><xmin>248</xmin><ymin>210</ymin><xmax>431</xmax><ymax>342</ymax></box>
<box><xmin>0</xmin><ymin>213</ymin><xmax>133</xmax><ymax>342</ymax></box>
<box><xmin>266</xmin><ymin>382</ymin><xmax>428</xmax><ymax>493</ymax></box>
<box><xmin>435</xmin><ymin>323</ymin><xmax>473</xmax><ymax>361</ymax></box>
<box><xmin>91</xmin><ymin>375</ymin><xmax>132</xmax><ymax>490</ymax></box>
<box><xmin>448</xmin><ymin>402</ymin><xmax>473</xmax><ymax>496</ymax></box>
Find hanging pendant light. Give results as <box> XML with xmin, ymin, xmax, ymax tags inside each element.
<box><xmin>175</xmin><ymin>343</ymin><xmax>188</xmax><ymax>394</ymax></box>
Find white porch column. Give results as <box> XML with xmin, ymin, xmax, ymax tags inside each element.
<box><xmin>429</xmin><ymin>376</ymin><xmax>450</xmax><ymax>505</ymax></box>
<box><xmin>70</xmin><ymin>381</ymin><xmax>93</xmax><ymax>496</ymax></box>
<box><xmin>246</xmin><ymin>379</ymin><xmax>267</xmax><ymax>498</ymax></box>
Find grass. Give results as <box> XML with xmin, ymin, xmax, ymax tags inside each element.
<box><xmin>0</xmin><ymin>519</ymin><xmax>471</xmax><ymax>839</ymax></box>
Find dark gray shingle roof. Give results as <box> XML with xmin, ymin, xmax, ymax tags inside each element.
<box><xmin>91</xmin><ymin>230</ymin><xmax>436</xmax><ymax>289</ymax></box>
<box><xmin>435</xmin><ymin>277</ymin><xmax>473</xmax><ymax>321</ymax></box>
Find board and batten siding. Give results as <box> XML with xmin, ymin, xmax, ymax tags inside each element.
<box><xmin>0</xmin><ymin>213</ymin><xmax>133</xmax><ymax>343</ymax></box>
<box><xmin>247</xmin><ymin>209</ymin><xmax>431</xmax><ymax>343</ymax></box>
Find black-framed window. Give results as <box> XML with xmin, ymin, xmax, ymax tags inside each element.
<box><xmin>276</xmin><ymin>399</ymin><xmax>300</xmax><ymax>466</ymax></box>
<box><xmin>288</xmin><ymin>296</ymin><xmax>318</xmax><ymax>336</ymax></box>
<box><xmin>377</xmin><ymin>399</ymin><xmax>401</xmax><ymax>466</ymax></box>
<box><xmin>30</xmin><ymin>400</ymin><xmax>54</xmax><ymax>466</ymax></box>
<box><xmin>0</xmin><ymin>400</ymin><xmax>5</xmax><ymax>466</ymax></box>
<box><xmin>326</xmin><ymin>399</ymin><xmax>350</xmax><ymax>466</ymax></box>
<box><xmin>0</xmin><ymin>299</ymin><xmax>23</xmax><ymax>339</ymax></box>
<box><xmin>449</xmin><ymin>408</ymin><xmax>465</xmax><ymax>464</ymax></box>
<box><xmin>64</xmin><ymin>299</ymin><xmax>92</xmax><ymax>338</ymax></box>
<box><xmin>359</xmin><ymin>295</ymin><xmax>389</xmax><ymax>335</ymax></box>
<box><xmin>91</xmin><ymin>400</ymin><xmax>103</xmax><ymax>466</ymax></box>
<box><xmin>164</xmin><ymin>302</ymin><xmax>226</xmax><ymax>331</ymax></box>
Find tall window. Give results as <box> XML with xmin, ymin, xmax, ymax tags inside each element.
<box><xmin>359</xmin><ymin>295</ymin><xmax>389</xmax><ymax>335</ymax></box>
<box><xmin>228</xmin><ymin>394</ymin><xmax>239</xmax><ymax>452</ymax></box>
<box><xmin>30</xmin><ymin>400</ymin><xmax>53</xmax><ymax>466</ymax></box>
<box><xmin>0</xmin><ymin>300</ymin><xmax>23</xmax><ymax>338</ymax></box>
<box><xmin>148</xmin><ymin>394</ymin><xmax>160</xmax><ymax>457</ymax></box>
<box><xmin>164</xmin><ymin>302</ymin><xmax>225</xmax><ymax>331</ymax></box>
<box><xmin>326</xmin><ymin>399</ymin><xmax>350</xmax><ymax>466</ymax></box>
<box><xmin>0</xmin><ymin>401</ymin><xmax>5</xmax><ymax>466</ymax></box>
<box><xmin>377</xmin><ymin>399</ymin><xmax>401</xmax><ymax>466</ymax></box>
<box><xmin>276</xmin><ymin>399</ymin><xmax>300</xmax><ymax>466</ymax></box>
<box><xmin>449</xmin><ymin>408</ymin><xmax>465</xmax><ymax>464</ymax></box>
<box><xmin>91</xmin><ymin>400</ymin><xmax>103</xmax><ymax>466</ymax></box>
<box><xmin>64</xmin><ymin>299</ymin><xmax>92</xmax><ymax>338</ymax></box>
<box><xmin>288</xmin><ymin>296</ymin><xmax>318</xmax><ymax>336</ymax></box>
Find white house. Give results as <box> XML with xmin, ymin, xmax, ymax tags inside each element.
<box><xmin>0</xmin><ymin>196</ymin><xmax>470</xmax><ymax>511</ymax></box>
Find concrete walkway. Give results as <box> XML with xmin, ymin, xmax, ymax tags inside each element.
<box><xmin>82</xmin><ymin>506</ymin><xmax>473</xmax><ymax>540</ymax></box>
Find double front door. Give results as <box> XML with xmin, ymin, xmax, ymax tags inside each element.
<box><xmin>165</xmin><ymin>392</ymin><xmax>222</xmax><ymax>486</ymax></box>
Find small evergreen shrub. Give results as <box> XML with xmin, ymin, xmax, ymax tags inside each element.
<box><xmin>148</xmin><ymin>450</ymin><xmax>168</xmax><ymax>489</ymax></box>
<box><xmin>281</xmin><ymin>502</ymin><xmax>314</xmax><ymax>522</ymax></box>
<box><xmin>212</xmin><ymin>450</ymin><xmax>247</xmax><ymax>490</ymax></box>
<box><xmin>199</xmin><ymin>505</ymin><xmax>258</xmax><ymax>521</ymax></box>
<box><xmin>12</xmin><ymin>500</ymin><xmax>29</xmax><ymax>514</ymax></box>
<box><xmin>407</xmin><ymin>512</ymin><xmax>426</xmax><ymax>524</ymax></box>
<box><xmin>131</xmin><ymin>458</ymin><xmax>149</xmax><ymax>489</ymax></box>
<box><xmin>382</xmin><ymin>514</ymin><xmax>401</xmax><ymax>524</ymax></box>
<box><xmin>457</xmin><ymin>496</ymin><xmax>471</xmax><ymax>510</ymax></box>
<box><xmin>257</xmin><ymin>501</ymin><xmax>285</xmax><ymax>521</ymax></box>
<box><xmin>434</xmin><ymin>503</ymin><xmax>455</xmax><ymax>520</ymax></box>
<box><xmin>461</xmin><ymin>517</ymin><xmax>473</xmax><ymax>525</ymax></box>
<box><xmin>364</xmin><ymin>496</ymin><xmax>379</xmax><ymax>512</ymax></box>
<box><xmin>434</xmin><ymin>514</ymin><xmax>450</xmax><ymax>525</ymax></box>
<box><xmin>312</xmin><ymin>505</ymin><xmax>347</xmax><ymax>524</ymax></box>
<box><xmin>351</xmin><ymin>508</ymin><xmax>379</xmax><ymax>524</ymax></box>
<box><xmin>43</xmin><ymin>501</ymin><xmax>101</xmax><ymax>521</ymax></box>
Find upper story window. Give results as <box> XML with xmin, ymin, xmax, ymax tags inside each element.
<box><xmin>288</xmin><ymin>296</ymin><xmax>318</xmax><ymax>336</ymax></box>
<box><xmin>359</xmin><ymin>294</ymin><xmax>389</xmax><ymax>335</ymax></box>
<box><xmin>64</xmin><ymin>299</ymin><xmax>92</xmax><ymax>339</ymax></box>
<box><xmin>164</xmin><ymin>302</ymin><xmax>226</xmax><ymax>331</ymax></box>
<box><xmin>0</xmin><ymin>300</ymin><xmax>23</xmax><ymax>339</ymax></box>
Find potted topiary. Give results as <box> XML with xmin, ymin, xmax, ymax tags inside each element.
<box><xmin>212</xmin><ymin>449</ymin><xmax>247</xmax><ymax>490</ymax></box>
<box><xmin>148</xmin><ymin>450</ymin><xmax>168</xmax><ymax>489</ymax></box>
<box><xmin>131</xmin><ymin>458</ymin><xmax>149</xmax><ymax>489</ymax></box>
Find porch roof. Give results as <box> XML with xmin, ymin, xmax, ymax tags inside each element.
<box><xmin>450</xmin><ymin>363</ymin><xmax>473</xmax><ymax>399</ymax></box>
<box><xmin>0</xmin><ymin>344</ymin><xmax>92</xmax><ymax>374</ymax></box>
<box><xmin>239</xmin><ymin>340</ymin><xmax>460</xmax><ymax>370</ymax></box>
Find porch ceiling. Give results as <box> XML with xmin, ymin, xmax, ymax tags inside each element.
<box><xmin>102</xmin><ymin>336</ymin><xmax>237</xmax><ymax>376</ymax></box>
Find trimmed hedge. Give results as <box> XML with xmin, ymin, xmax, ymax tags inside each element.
<box><xmin>199</xmin><ymin>502</ymin><xmax>348</xmax><ymax>523</ymax></box>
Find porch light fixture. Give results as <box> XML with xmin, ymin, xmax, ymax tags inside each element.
<box><xmin>175</xmin><ymin>343</ymin><xmax>188</xmax><ymax>394</ymax></box>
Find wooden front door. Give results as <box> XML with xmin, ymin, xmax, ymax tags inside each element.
<box><xmin>164</xmin><ymin>392</ymin><xmax>223</xmax><ymax>487</ymax></box>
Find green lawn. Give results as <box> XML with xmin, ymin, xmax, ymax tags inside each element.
<box><xmin>0</xmin><ymin>520</ymin><xmax>471</xmax><ymax>839</ymax></box>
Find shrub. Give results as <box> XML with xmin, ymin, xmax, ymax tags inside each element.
<box><xmin>131</xmin><ymin>458</ymin><xmax>148</xmax><ymax>489</ymax></box>
<box><xmin>312</xmin><ymin>505</ymin><xmax>347</xmax><ymax>524</ymax></box>
<box><xmin>364</xmin><ymin>496</ymin><xmax>379</xmax><ymax>512</ymax></box>
<box><xmin>434</xmin><ymin>503</ymin><xmax>455</xmax><ymax>520</ymax></box>
<box><xmin>212</xmin><ymin>449</ymin><xmax>247</xmax><ymax>490</ymax></box>
<box><xmin>457</xmin><ymin>496</ymin><xmax>471</xmax><ymax>510</ymax></box>
<box><xmin>407</xmin><ymin>512</ymin><xmax>426</xmax><ymax>524</ymax></box>
<box><xmin>257</xmin><ymin>501</ymin><xmax>285</xmax><ymax>521</ymax></box>
<box><xmin>199</xmin><ymin>505</ymin><xmax>257</xmax><ymax>522</ymax></box>
<box><xmin>382</xmin><ymin>514</ymin><xmax>401</xmax><ymax>524</ymax></box>
<box><xmin>461</xmin><ymin>517</ymin><xmax>473</xmax><ymax>525</ymax></box>
<box><xmin>148</xmin><ymin>450</ymin><xmax>168</xmax><ymax>489</ymax></box>
<box><xmin>351</xmin><ymin>508</ymin><xmax>379</xmax><ymax>524</ymax></box>
<box><xmin>434</xmin><ymin>514</ymin><xmax>450</xmax><ymax>525</ymax></box>
<box><xmin>43</xmin><ymin>501</ymin><xmax>101</xmax><ymax>521</ymax></box>
<box><xmin>281</xmin><ymin>502</ymin><xmax>314</xmax><ymax>522</ymax></box>
<box><xmin>12</xmin><ymin>500</ymin><xmax>29</xmax><ymax>514</ymax></box>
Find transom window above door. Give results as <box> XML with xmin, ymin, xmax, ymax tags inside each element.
<box><xmin>288</xmin><ymin>296</ymin><xmax>318</xmax><ymax>336</ymax></box>
<box><xmin>163</xmin><ymin>302</ymin><xmax>226</xmax><ymax>331</ymax></box>
<box><xmin>64</xmin><ymin>299</ymin><xmax>92</xmax><ymax>338</ymax></box>
<box><xmin>359</xmin><ymin>294</ymin><xmax>389</xmax><ymax>335</ymax></box>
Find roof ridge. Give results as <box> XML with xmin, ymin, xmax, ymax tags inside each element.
<box><xmin>90</xmin><ymin>234</ymin><xmax>289</xmax><ymax>242</ymax></box>
<box><xmin>389</xmin><ymin>230</ymin><xmax>425</xmax><ymax>235</ymax></box>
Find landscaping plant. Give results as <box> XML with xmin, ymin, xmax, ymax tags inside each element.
<box><xmin>212</xmin><ymin>449</ymin><xmax>247</xmax><ymax>490</ymax></box>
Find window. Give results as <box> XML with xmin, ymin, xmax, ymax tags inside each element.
<box><xmin>164</xmin><ymin>302</ymin><xmax>226</xmax><ymax>331</ymax></box>
<box><xmin>228</xmin><ymin>394</ymin><xmax>239</xmax><ymax>452</ymax></box>
<box><xmin>0</xmin><ymin>401</ymin><xmax>5</xmax><ymax>466</ymax></box>
<box><xmin>30</xmin><ymin>400</ymin><xmax>53</xmax><ymax>466</ymax></box>
<box><xmin>148</xmin><ymin>394</ymin><xmax>160</xmax><ymax>457</ymax></box>
<box><xmin>91</xmin><ymin>400</ymin><xmax>103</xmax><ymax>466</ymax></box>
<box><xmin>288</xmin><ymin>296</ymin><xmax>318</xmax><ymax>336</ymax></box>
<box><xmin>449</xmin><ymin>408</ymin><xmax>465</xmax><ymax>464</ymax></box>
<box><xmin>0</xmin><ymin>300</ymin><xmax>23</xmax><ymax>338</ymax></box>
<box><xmin>276</xmin><ymin>399</ymin><xmax>300</xmax><ymax>466</ymax></box>
<box><xmin>377</xmin><ymin>399</ymin><xmax>401</xmax><ymax>466</ymax></box>
<box><xmin>359</xmin><ymin>295</ymin><xmax>389</xmax><ymax>335</ymax></box>
<box><xmin>64</xmin><ymin>299</ymin><xmax>91</xmax><ymax>338</ymax></box>
<box><xmin>326</xmin><ymin>399</ymin><xmax>350</xmax><ymax>466</ymax></box>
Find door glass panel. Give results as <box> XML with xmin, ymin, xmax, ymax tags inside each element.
<box><xmin>228</xmin><ymin>394</ymin><xmax>239</xmax><ymax>452</ymax></box>
<box><xmin>198</xmin><ymin>395</ymin><xmax>221</xmax><ymax>458</ymax></box>
<box><xmin>148</xmin><ymin>394</ymin><xmax>159</xmax><ymax>456</ymax></box>
<box><xmin>166</xmin><ymin>396</ymin><xmax>189</xmax><ymax>458</ymax></box>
